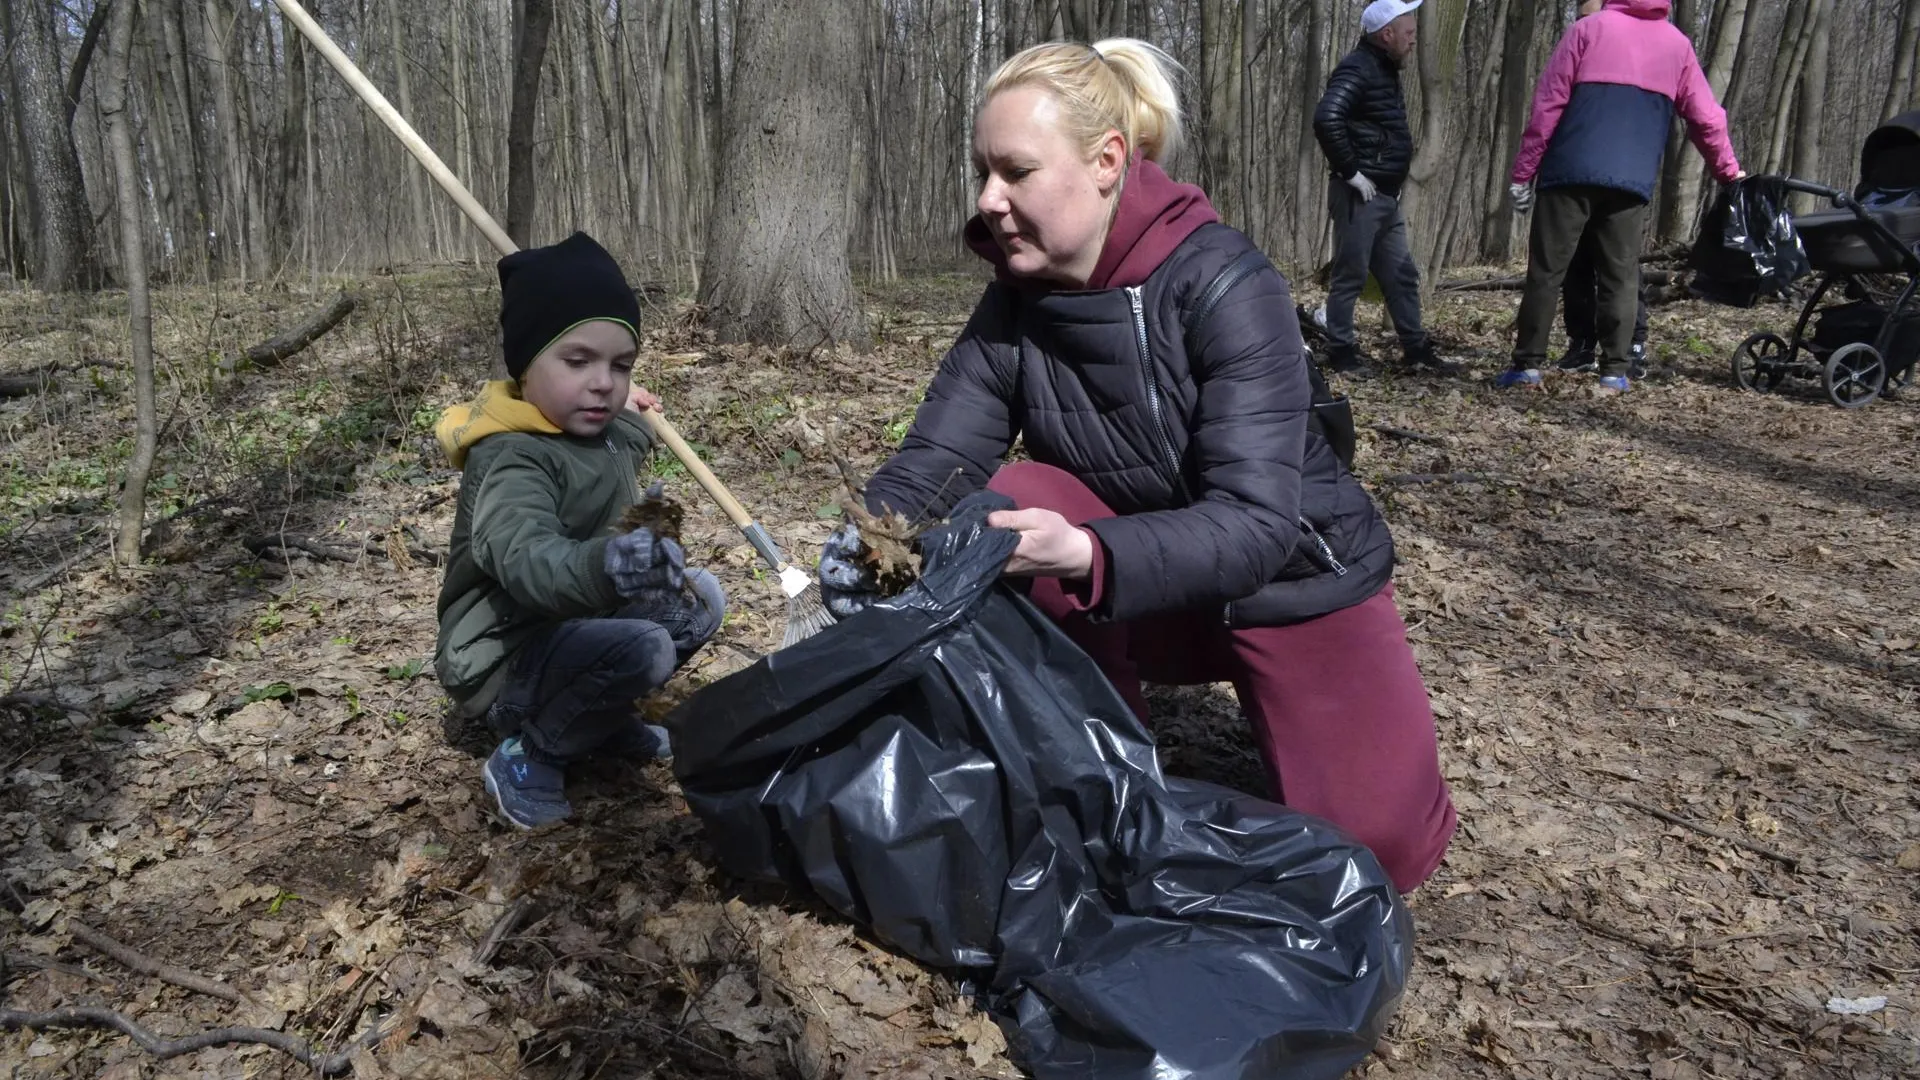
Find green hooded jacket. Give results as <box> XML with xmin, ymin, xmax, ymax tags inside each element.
<box><xmin>432</xmin><ymin>381</ymin><xmax>653</xmax><ymax>716</ymax></box>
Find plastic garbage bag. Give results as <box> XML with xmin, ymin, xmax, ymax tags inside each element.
<box><xmin>1689</xmin><ymin>176</ymin><xmax>1811</xmax><ymax>307</ymax></box>
<box><xmin>667</xmin><ymin>492</ymin><xmax>1412</xmax><ymax>1080</ymax></box>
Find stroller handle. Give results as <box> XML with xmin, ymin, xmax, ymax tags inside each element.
<box><xmin>1744</xmin><ymin>173</ymin><xmax>1920</xmax><ymax>275</ymax></box>
<box><xmin>1747</xmin><ymin>173</ymin><xmax>1850</xmax><ymax>205</ymax></box>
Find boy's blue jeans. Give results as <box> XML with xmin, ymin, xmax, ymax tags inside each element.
<box><xmin>488</xmin><ymin>569</ymin><xmax>723</xmax><ymax>763</ymax></box>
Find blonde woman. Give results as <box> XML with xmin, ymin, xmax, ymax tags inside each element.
<box><xmin>818</xmin><ymin>40</ymin><xmax>1454</xmax><ymax>891</ymax></box>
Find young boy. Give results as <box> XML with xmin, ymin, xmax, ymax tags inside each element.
<box><xmin>433</xmin><ymin>231</ymin><xmax>723</xmax><ymax>829</ymax></box>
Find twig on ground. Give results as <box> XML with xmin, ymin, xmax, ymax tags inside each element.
<box><xmin>471</xmin><ymin>896</ymin><xmax>534</xmax><ymax>966</ymax></box>
<box><xmin>3</xmin><ymin>952</ymin><xmax>113</xmax><ymax>983</ymax></box>
<box><xmin>185</xmin><ymin>779</ymin><xmax>237</xmax><ymax>835</ymax></box>
<box><xmin>1613</xmin><ymin>798</ymin><xmax>1801</xmax><ymax>870</ymax></box>
<box><xmin>1381</xmin><ymin>472</ymin><xmax>1509</xmax><ymax>487</ymax></box>
<box><xmin>1369</xmin><ymin>423</ymin><xmax>1450</xmax><ymax>446</ymax></box>
<box><xmin>0</xmin><ymin>1006</ymin><xmax>384</xmax><ymax>1076</ymax></box>
<box><xmin>67</xmin><ymin>921</ymin><xmax>244</xmax><ymax>1003</ymax></box>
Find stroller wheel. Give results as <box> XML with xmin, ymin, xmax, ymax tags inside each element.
<box><xmin>1732</xmin><ymin>332</ymin><xmax>1791</xmax><ymax>393</ymax></box>
<box><xmin>1823</xmin><ymin>342</ymin><xmax>1886</xmax><ymax>409</ymax></box>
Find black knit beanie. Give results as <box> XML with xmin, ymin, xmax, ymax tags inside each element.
<box><xmin>497</xmin><ymin>231</ymin><xmax>641</xmax><ymax>380</ymax></box>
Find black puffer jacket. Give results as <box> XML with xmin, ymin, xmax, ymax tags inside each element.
<box><xmin>1313</xmin><ymin>40</ymin><xmax>1414</xmax><ymax>194</ymax></box>
<box><xmin>864</xmin><ymin>222</ymin><xmax>1393</xmax><ymax>628</ymax></box>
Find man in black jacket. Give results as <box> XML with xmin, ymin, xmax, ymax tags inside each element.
<box><xmin>1312</xmin><ymin>0</ymin><xmax>1452</xmax><ymax>375</ymax></box>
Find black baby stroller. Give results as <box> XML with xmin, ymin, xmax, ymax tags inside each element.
<box><xmin>1719</xmin><ymin>112</ymin><xmax>1920</xmax><ymax>408</ymax></box>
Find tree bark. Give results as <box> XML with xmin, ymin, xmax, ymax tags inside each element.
<box><xmin>1789</xmin><ymin>0</ymin><xmax>1834</xmax><ymax>191</ymax></box>
<box><xmin>1763</xmin><ymin>1</ymin><xmax>1812</xmax><ymax>173</ymax></box>
<box><xmin>65</xmin><ymin>0</ymin><xmax>117</xmax><ymax>128</ymax></box>
<box><xmin>699</xmin><ymin>0</ymin><xmax>869</xmax><ymax>348</ymax></box>
<box><xmin>1887</xmin><ymin>0</ymin><xmax>1920</xmax><ymax>123</ymax></box>
<box><xmin>2</xmin><ymin>0</ymin><xmax>106</xmax><ymax>289</ymax></box>
<box><xmin>1659</xmin><ymin>0</ymin><xmax>1746</xmax><ymax>242</ymax></box>
<box><xmin>505</xmin><ymin>0</ymin><xmax>554</xmax><ymax>247</ymax></box>
<box><xmin>100</xmin><ymin>0</ymin><xmax>155</xmax><ymax>561</ymax></box>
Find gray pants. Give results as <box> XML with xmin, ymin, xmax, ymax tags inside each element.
<box><xmin>488</xmin><ymin>569</ymin><xmax>724</xmax><ymax>763</ymax></box>
<box><xmin>1515</xmin><ymin>185</ymin><xmax>1646</xmax><ymax>376</ymax></box>
<box><xmin>1325</xmin><ymin>175</ymin><xmax>1427</xmax><ymax>352</ymax></box>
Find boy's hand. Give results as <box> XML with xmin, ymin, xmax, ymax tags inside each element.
<box><xmin>817</xmin><ymin>523</ymin><xmax>880</xmax><ymax>619</ymax></box>
<box><xmin>605</xmin><ymin>526</ymin><xmax>686</xmax><ymax>596</ymax></box>
<box><xmin>626</xmin><ymin>386</ymin><xmax>661</xmax><ymax>413</ymax></box>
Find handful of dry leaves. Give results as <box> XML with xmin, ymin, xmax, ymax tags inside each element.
<box><xmin>619</xmin><ymin>482</ymin><xmax>685</xmax><ymax>542</ymax></box>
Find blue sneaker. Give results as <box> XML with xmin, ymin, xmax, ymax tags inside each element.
<box><xmin>483</xmin><ymin>737</ymin><xmax>571</xmax><ymax>829</ymax></box>
<box><xmin>1598</xmin><ymin>374</ymin><xmax>1632</xmax><ymax>394</ymax></box>
<box><xmin>1495</xmin><ymin>367</ymin><xmax>1543</xmax><ymax>389</ymax></box>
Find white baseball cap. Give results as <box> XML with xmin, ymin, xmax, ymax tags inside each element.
<box><xmin>1361</xmin><ymin>0</ymin><xmax>1422</xmax><ymax>34</ymax></box>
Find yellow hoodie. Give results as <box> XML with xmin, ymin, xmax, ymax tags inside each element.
<box><xmin>434</xmin><ymin>380</ymin><xmax>563</xmax><ymax>468</ymax></box>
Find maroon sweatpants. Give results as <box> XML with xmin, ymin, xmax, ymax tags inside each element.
<box><xmin>988</xmin><ymin>461</ymin><xmax>1456</xmax><ymax>892</ymax></box>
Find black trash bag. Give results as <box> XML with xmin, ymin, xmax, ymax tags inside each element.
<box><xmin>667</xmin><ymin>493</ymin><xmax>1412</xmax><ymax>1080</ymax></box>
<box><xmin>1689</xmin><ymin>176</ymin><xmax>1811</xmax><ymax>307</ymax></box>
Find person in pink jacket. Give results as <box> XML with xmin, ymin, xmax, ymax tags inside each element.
<box><xmin>1497</xmin><ymin>0</ymin><xmax>1743</xmax><ymax>394</ymax></box>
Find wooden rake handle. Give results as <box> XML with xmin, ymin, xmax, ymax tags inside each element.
<box><xmin>271</xmin><ymin>0</ymin><xmax>787</xmax><ymax>566</ymax></box>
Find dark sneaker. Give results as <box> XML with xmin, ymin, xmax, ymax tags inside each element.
<box><xmin>1628</xmin><ymin>342</ymin><xmax>1648</xmax><ymax>379</ymax></box>
<box><xmin>1402</xmin><ymin>340</ymin><xmax>1464</xmax><ymax>376</ymax></box>
<box><xmin>1322</xmin><ymin>342</ymin><xmax>1366</xmax><ymax>373</ymax></box>
<box><xmin>1556</xmin><ymin>338</ymin><xmax>1598</xmax><ymax>373</ymax></box>
<box><xmin>605</xmin><ymin>721</ymin><xmax>673</xmax><ymax>761</ymax></box>
<box><xmin>483</xmin><ymin>736</ymin><xmax>571</xmax><ymax>829</ymax></box>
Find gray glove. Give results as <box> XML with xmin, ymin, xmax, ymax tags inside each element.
<box><xmin>817</xmin><ymin>522</ymin><xmax>880</xmax><ymax>620</ymax></box>
<box><xmin>1509</xmin><ymin>182</ymin><xmax>1535</xmax><ymax>214</ymax></box>
<box><xmin>604</xmin><ymin>526</ymin><xmax>686</xmax><ymax>598</ymax></box>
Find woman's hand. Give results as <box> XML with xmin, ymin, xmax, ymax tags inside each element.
<box><xmin>988</xmin><ymin>508</ymin><xmax>1094</xmax><ymax>579</ymax></box>
<box><xmin>626</xmin><ymin>385</ymin><xmax>662</xmax><ymax>413</ymax></box>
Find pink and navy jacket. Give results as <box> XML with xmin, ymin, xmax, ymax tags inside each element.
<box><xmin>1511</xmin><ymin>0</ymin><xmax>1741</xmax><ymax>201</ymax></box>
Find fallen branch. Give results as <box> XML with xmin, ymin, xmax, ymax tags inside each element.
<box><xmin>1440</xmin><ymin>270</ymin><xmax>1674</xmax><ymax>293</ymax></box>
<box><xmin>68</xmin><ymin>921</ymin><xmax>244</xmax><ymax>1003</ymax></box>
<box><xmin>1381</xmin><ymin>472</ymin><xmax>1508</xmax><ymax>487</ymax></box>
<box><xmin>239</xmin><ymin>291</ymin><xmax>359</xmax><ymax>369</ymax></box>
<box><xmin>245</xmin><ymin>534</ymin><xmax>360</xmax><ymax>563</ymax></box>
<box><xmin>0</xmin><ymin>1006</ymin><xmax>382</xmax><ymax>1076</ymax></box>
<box><xmin>471</xmin><ymin>895</ymin><xmax>533</xmax><ymax>966</ymax></box>
<box><xmin>1369</xmin><ymin>423</ymin><xmax>1449</xmax><ymax>446</ymax></box>
<box><xmin>0</xmin><ymin>692</ymin><xmax>71</xmax><ymax>714</ymax></box>
<box><xmin>244</xmin><ymin>533</ymin><xmax>443</xmax><ymax>567</ymax></box>
<box><xmin>1613</xmin><ymin>798</ymin><xmax>1800</xmax><ymax>871</ymax></box>
<box><xmin>0</xmin><ymin>367</ymin><xmax>57</xmax><ymax>398</ymax></box>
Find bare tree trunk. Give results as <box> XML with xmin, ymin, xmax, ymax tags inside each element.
<box><xmin>100</xmin><ymin>0</ymin><xmax>156</xmax><ymax>561</ymax></box>
<box><xmin>506</xmin><ymin>0</ymin><xmax>554</xmax><ymax>246</ymax></box>
<box><xmin>699</xmin><ymin>0</ymin><xmax>868</xmax><ymax>348</ymax></box>
<box><xmin>1887</xmin><ymin>0</ymin><xmax>1920</xmax><ymax>122</ymax></box>
<box><xmin>1789</xmin><ymin>0</ymin><xmax>1834</xmax><ymax>190</ymax></box>
<box><xmin>2</xmin><ymin>0</ymin><xmax>105</xmax><ymax>289</ymax></box>
<box><xmin>65</xmin><ymin>0</ymin><xmax>117</xmax><ymax>128</ymax></box>
<box><xmin>388</xmin><ymin>1</ymin><xmax>431</xmax><ymax>257</ymax></box>
<box><xmin>1660</xmin><ymin>0</ymin><xmax>1746</xmax><ymax>241</ymax></box>
<box><xmin>1763</xmin><ymin>1</ymin><xmax>1812</xmax><ymax>173</ymax></box>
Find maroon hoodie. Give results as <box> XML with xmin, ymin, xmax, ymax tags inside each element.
<box><xmin>963</xmin><ymin>157</ymin><xmax>1221</xmax><ymax>290</ymax></box>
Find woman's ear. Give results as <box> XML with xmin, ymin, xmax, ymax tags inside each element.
<box><xmin>1091</xmin><ymin>130</ymin><xmax>1128</xmax><ymax>193</ymax></box>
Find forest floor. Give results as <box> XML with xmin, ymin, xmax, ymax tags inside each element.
<box><xmin>1</xmin><ymin>263</ymin><xmax>1917</xmax><ymax>1079</ymax></box>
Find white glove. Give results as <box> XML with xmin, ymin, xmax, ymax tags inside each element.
<box><xmin>1509</xmin><ymin>182</ymin><xmax>1535</xmax><ymax>214</ymax></box>
<box><xmin>1345</xmin><ymin>172</ymin><xmax>1379</xmax><ymax>203</ymax></box>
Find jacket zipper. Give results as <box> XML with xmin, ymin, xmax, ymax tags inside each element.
<box><xmin>1300</xmin><ymin>518</ymin><xmax>1349</xmax><ymax>577</ymax></box>
<box><xmin>1125</xmin><ymin>286</ymin><xmax>1185</xmax><ymax>499</ymax></box>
